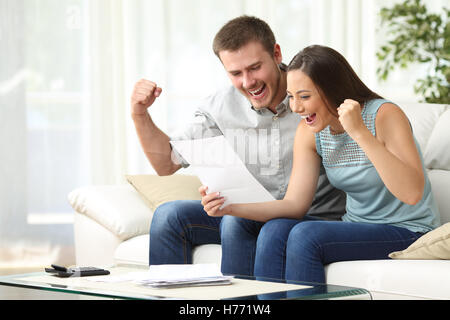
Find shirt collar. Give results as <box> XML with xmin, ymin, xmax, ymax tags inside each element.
<box><xmin>251</xmin><ymin>95</ymin><xmax>291</xmax><ymax>116</ymax></box>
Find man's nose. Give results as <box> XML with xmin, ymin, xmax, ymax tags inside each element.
<box><xmin>243</xmin><ymin>73</ymin><xmax>256</xmax><ymax>89</ymax></box>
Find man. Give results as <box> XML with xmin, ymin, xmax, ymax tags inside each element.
<box><xmin>130</xmin><ymin>15</ymin><xmax>345</xmax><ymax>276</ymax></box>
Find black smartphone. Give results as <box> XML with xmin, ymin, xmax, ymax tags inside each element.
<box><xmin>45</xmin><ymin>265</ymin><xmax>110</xmax><ymax>278</ymax></box>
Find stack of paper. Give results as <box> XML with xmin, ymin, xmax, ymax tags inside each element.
<box><xmin>86</xmin><ymin>264</ymin><xmax>233</xmax><ymax>288</ymax></box>
<box><xmin>135</xmin><ymin>264</ymin><xmax>233</xmax><ymax>288</ymax></box>
<box><xmin>137</xmin><ymin>276</ymin><xmax>233</xmax><ymax>288</ymax></box>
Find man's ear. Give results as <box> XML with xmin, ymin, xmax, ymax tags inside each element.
<box><xmin>273</xmin><ymin>44</ymin><xmax>282</xmax><ymax>65</ymax></box>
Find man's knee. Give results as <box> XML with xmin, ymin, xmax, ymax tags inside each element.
<box><xmin>151</xmin><ymin>201</ymin><xmax>179</xmax><ymax>230</ymax></box>
<box><xmin>150</xmin><ymin>200</ymin><xmax>201</xmax><ymax>235</ymax></box>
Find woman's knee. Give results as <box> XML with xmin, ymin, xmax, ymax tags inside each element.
<box><xmin>220</xmin><ymin>215</ymin><xmax>263</xmax><ymax>237</ymax></box>
<box><xmin>220</xmin><ymin>215</ymin><xmax>241</xmax><ymax>233</ymax></box>
<box><xmin>257</xmin><ymin>219</ymin><xmax>299</xmax><ymax>251</ymax></box>
<box><xmin>287</xmin><ymin>221</ymin><xmax>331</xmax><ymax>252</ymax></box>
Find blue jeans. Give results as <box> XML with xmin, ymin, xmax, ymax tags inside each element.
<box><xmin>149</xmin><ymin>200</ymin><xmax>264</xmax><ymax>276</ymax></box>
<box><xmin>254</xmin><ymin>218</ymin><xmax>424</xmax><ymax>283</ymax></box>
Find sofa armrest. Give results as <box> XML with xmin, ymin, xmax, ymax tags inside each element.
<box><xmin>68</xmin><ymin>184</ymin><xmax>153</xmax><ymax>241</ymax></box>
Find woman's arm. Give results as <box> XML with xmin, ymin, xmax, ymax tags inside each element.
<box><xmin>200</xmin><ymin>121</ymin><xmax>321</xmax><ymax>222</ymax></box>
<box><xmin>338</xmin><ymin>100</ymin><xmax>424</xmax><ymax>205</ymax></box>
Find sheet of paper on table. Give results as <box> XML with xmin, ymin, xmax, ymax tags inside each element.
<box><xmin>136</xmin><ymin>264</ymin><xmax>233</xmax><ymax>288</ymax></box>
<box><xmin>87</xmin><ymin>264</ymin><xmax>232</xmax><ymax>288</ymax></box>
<box><xmin>170</xmin><ymin>135</ymin><xmax>275</xmax><ymax>207</ymax></box>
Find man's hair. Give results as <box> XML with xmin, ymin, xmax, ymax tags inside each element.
<box><xmin>213</xmin><ymin>15</ymin><xmax>276</xmax><ymax>58</ymax></box>
<box><xmin>287</xmin><ymin>45</ymin><xmax>383</xmax><ymax>115</ymax></box>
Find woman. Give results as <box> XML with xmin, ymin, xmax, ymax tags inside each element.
<box><xmin>200</xmin><ymin>45</ymin><xmax>440</xmax><ymax>283</ymax></box>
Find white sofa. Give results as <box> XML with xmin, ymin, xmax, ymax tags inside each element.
<box><xmin>69</xmin><ymin>102</ymin><xmax>450</xmax><ymax>300</ymax></box>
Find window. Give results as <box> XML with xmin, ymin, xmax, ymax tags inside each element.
<box><xmin>1</xmin><ymin>0</ymin><xmax>90</xmax><ymax>266</ymax></box>
<box><xmin>25</xmin><ymin>0</ymin><xmax>90</xmax><ymax>224</ymax></box>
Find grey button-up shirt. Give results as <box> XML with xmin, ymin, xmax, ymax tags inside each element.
<box><xmin>170</xmin><ymin>84</ymin><xmax>345</xmax><ymax>220</ymax></box>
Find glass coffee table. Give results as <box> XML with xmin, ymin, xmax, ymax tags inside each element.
<box><xmin>0</xmin><ymin>264</ymin><xmax>371</xmax><ymax>300</ymax></box>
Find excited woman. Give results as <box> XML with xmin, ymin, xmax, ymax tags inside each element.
<box><xmin>199</xmin><ymin>45</ymin><xmax>440</xmax><ymax>283</ymax></box>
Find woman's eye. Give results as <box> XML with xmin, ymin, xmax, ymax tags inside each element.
<box><xmin>301</xmin><ymin>96</ymin><xmax>310</xmax><ymax>99</ymax></box>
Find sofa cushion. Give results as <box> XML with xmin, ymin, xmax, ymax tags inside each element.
<box><xmin>424</xmin><ymin>108</ymin><xmax>450</xmax><ymax>170</ymax></box>
<box><xmin>325</xmin><ymin>259</ymin><xmax>450</xmax><ymax>300</ymax></box>
<box><xmin>126</xmin><ymin>174</ymin><xmax>202</xmax><ymax>211</ymax></box>
<box><xmin>114</xmin><ymin>234</ymin><xmax>149</xmax><ymax>266</ymax></box>
<box><xmin>192</xmin><ymin>244</ymin><xmax>222</xmax><ymax>265</ymax></box>
<box><xmin>68</xmin><ymin>184</ymin><xmax>153</xmax><ymax>240</ymax></box>
<box><xmin>389</xmin><ymin>222</ymin><xmax>450</xmax><ymax>260</ymax></box>
<box><xmin>400</xmin><ymin>103</ymin><xmax>447</xmax><ymax>153</ymax></box>
<box><xmin>114</xmin><ymin>235</ymin><xmax>221</xmax><ymax>266</ymax></box>
<box><xmin>428</xmin><ymin>170</ymin><xmax>450</xmax><ymax>224</ymax></box>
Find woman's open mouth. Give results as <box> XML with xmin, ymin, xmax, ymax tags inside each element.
<box><xmin>304</xmin><ymin>113</ymin><xmax>317</xmax><ymax>125</ymax></box>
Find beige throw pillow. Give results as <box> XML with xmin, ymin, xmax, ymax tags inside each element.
<box><xmin>126</xmin><ymin>174</ymin><xmax>202</xmax><ymax>211</ymax></box>
<box><xmin>389</xmin><ymin>222</ymin><xmax>450</xmax><ymax>259</ymax></box>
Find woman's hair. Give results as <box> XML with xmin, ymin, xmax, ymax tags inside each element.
<box><xmin>287</xmin><ymin>45</ymin><xmax>383</xmax><ymax>115</ymax></box>
<box><xmin>213</xmin><ymin>15</ymin><xmax>276</xmax><ymax>58</ymax></box>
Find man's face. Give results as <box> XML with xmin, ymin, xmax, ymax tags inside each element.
<box><xmin>219</xmin><ymin>41</ymin><xmax>284</xmax><ymax>112</ymax></box>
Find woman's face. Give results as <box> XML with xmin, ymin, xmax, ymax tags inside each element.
<box><xmin>287</xmin><ymin>69</ymin><xmax>342</xmax><ymax>133</ymax></box>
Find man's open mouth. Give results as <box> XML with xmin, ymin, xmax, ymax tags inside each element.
<box><xmin>248</xmin><ymin>84</ymin><xmax>266</xmax><ymax>98</ymax></box>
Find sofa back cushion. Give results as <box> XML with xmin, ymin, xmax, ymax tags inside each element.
<box><xmin>400</xmin><ymin>103</ymin><xmax>450</xmax><ymax>224</ymax></box>
<box><xmin>126</xmin><ymin>174</ymin><xmax>202</xmax><ymax>211</ymax></box>
<box><xmin>389</xmin><ymin>103</ymin><xmax>450</xmax><ymax>260</ymax></box>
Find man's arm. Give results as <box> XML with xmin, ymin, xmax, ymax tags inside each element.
<box><xmin>131</xmin><ymin>79</ymin><xmax>181</xmax><ymax>176</ymax></box>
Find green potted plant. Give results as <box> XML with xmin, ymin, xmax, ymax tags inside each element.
<box><xmin>376</xmin><ymin>0</ymin><xmax>450</xmax><ymax>104</ymax></box>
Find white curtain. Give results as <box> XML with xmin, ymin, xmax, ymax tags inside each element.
<box><xmin>1</xmin><ymin>0</ymin><xmax>446</xmax><ymax>267</ymax></box>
